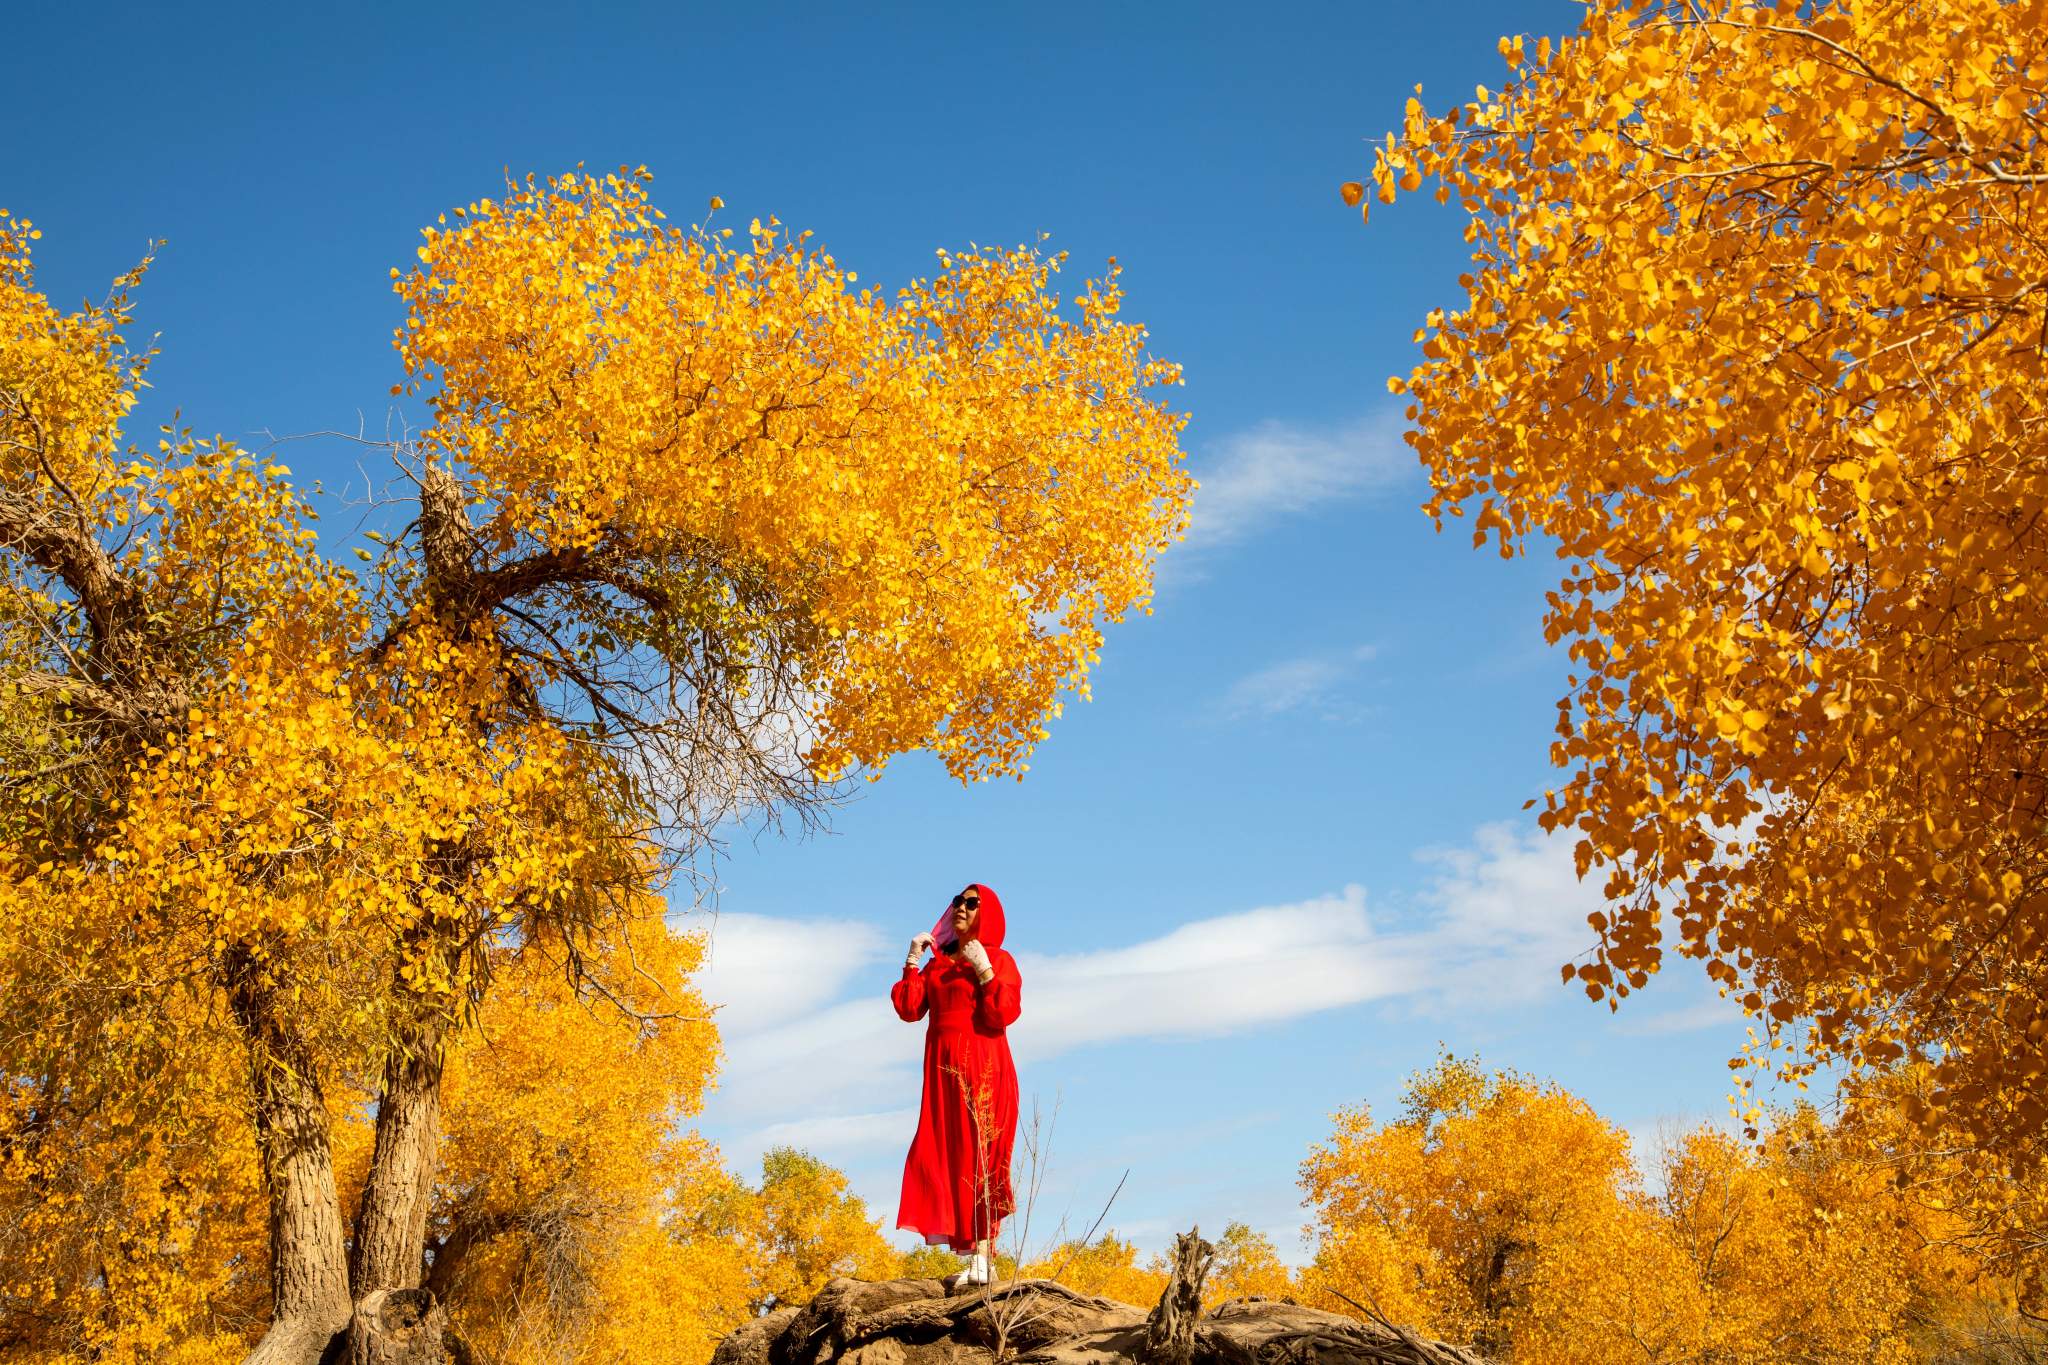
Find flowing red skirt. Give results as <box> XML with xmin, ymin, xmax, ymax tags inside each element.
<box><xmin>892</xmin><ymin>952</ymin><xmax>1021</xmax><ymax>1252</ymax></box>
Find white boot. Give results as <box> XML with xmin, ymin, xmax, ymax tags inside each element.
<box><xmin>963</xmin><ymin>1252</ymin><xmax>991</xmax><ymax>1285</ymax></box>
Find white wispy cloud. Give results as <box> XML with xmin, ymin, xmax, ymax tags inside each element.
<box><xmin>1217</xmin><ymin>658</ymin><xmax>1346</xmax><ymax>717</ymax></box>
<box><xmin>699</xmin><ymin>912</ymin><xmax>886</xmax><ymax>1036</ymax></box>
<box><xmin>695</xmin><ymin>823</ymin><xmax>1603</xmax><ymax>1154</ymax></box>
<box><xmin>1182</xmin><ymin>414</ymin><xmax>1411</xmax><ymax>552</ymax></box>
<box><xmin>1012</xmin><ymin>886</ymin><xmax>1392</xmax><ymax>1060</ymax></box>
<box><xmin>1409</xmin><ymin>821</ymin><xmax>1608</xmax><ymax>1008</ymax></box>
<box><xmin>743</xmin><ymin>1108</ymin><xmax>919</xmax><ymax>1156</ymax></box>
<box><xmin>1610</xmin><ymin>999</ymin><xmax>1744</xmax><ymax>1037</ymax></box>
<box><xmin>1210</xmin><ymin>645</ymin><xmax>1380</xmax><ymax>722</ymax></box>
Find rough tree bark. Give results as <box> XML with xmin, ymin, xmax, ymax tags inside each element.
<box><xmin>1144</xmin><ymin>1227</ymin><xmax>1216</xmax><ymax>1365</ymax></box>
<box><xmin>350</xmin><ymin>1012</ymin><xmax>447</xmax><ymax>1295</ymax></box>
<box><xmin>347</xmin><ymin>1288</ymin><xmax>452</xmax><ymax>1365</ymax></box>
<box><xmin>225</xmin><ymin>943</ymin><xmax>354</xmax><ymax>1365</ymax></box>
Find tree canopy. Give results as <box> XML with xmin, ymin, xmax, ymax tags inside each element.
<box><xmin>1301</xmin><ymin>1054</ymin><xmax>1987</xmax><ymax>1365</ymax></box>
<box><xmin>1353</xmin><ymin>0</ymin><xmax>2048</xmax><ymax>1201</ymax></box>
<box><xmin>0</xmin><ymin>169</ymin><xmax>1191</xmax><ymax>1364</ymax></box>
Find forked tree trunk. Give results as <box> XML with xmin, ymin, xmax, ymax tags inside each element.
<box><xmin>346</xmin><ymin>471</ymin><xmax>475</xmax><ymax>1329</ymax></box>
<box><xmin>225</xmin><ymin>944</ymin><xmax>354</xmax><ymax>1365</ymax></box>
<box><xmin>351</xmin><ymin>1013</ymin><xmax>447</xmax><ymax>1294</ymax></box>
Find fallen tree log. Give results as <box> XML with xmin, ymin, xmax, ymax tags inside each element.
<box><xmin>710</xmin><ymin>1263</ymin><xmax>1489</xmax><ymax>1365</ymax></box>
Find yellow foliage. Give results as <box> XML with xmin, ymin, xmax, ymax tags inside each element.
<box><xmin>1020</xmin><ymin>1234</ymin><xmax>1169</xmax><ymax>1309</ymax></box>
<box><xmin>417</xmin><ymin>914</ymin><xmax>728</xmax><ymax>1363</ymax></box>
<box><xmin>1014</xmin><ymin>1221</ymin><xmax>1293</xmax><ymax>1311</ymax></box>
<box><xmin>1304</xmin><ymin>1056</ymin><xmax>1979</xmax><ymax>1365</ymax></box>
<box><xmin>1205</xmin><ymin>1222</ymin><xmax>1297</xmax><ymax>1307</ymax></box>
<box><xmin>395</xmin><ymin>168</ymin><xmax>1192</xmax><ymax>783</ymax></box>
<box><xmin>0</xmin><ymin>1016</ymin><xmax>268</xmax><ymax>1361</ymax></box>
<box><xmin>0</xmin><ymin>891</ymin><xmax>876</xmax><ymax>1365</ymax></box>
<box><xmin>674</xmin><ymin>1147</ymin><xmax>899</xmax><ymax>1320</ymax></box>
<box><xmin>1359</xmin><ymin>0</ymin><xmax>2048</xmax><ymax>1224</ymax></box>
<box><xmin>1</xmin><ymin>174</ymin><xmax>1191</xmax><ymax>1355</ymax></box>
<box><xmin>897</xmin><ymin>1245</ymin><xmax>970</xmax><ymax>1282</ymax></box>
<box><xmin>1301</xmin><ymin>1054</ymin><xmax>1636</xmax><ymax>1354</ymax></box>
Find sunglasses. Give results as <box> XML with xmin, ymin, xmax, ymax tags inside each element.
<box><xmin>950</xmin><ymin>893</ymin><xmax>981</xmax><ymax>909</ymax></box>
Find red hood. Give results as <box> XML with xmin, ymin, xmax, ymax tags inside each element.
<box><xmin>931</xmin><ymin>883</ymin><xmax>1006</xmax><ymax>952</ymax></box>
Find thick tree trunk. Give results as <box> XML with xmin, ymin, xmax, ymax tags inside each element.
<box><xmin>353</xmin><ymin>825</ymin><xmax>476</xmax><ymax>1299</ymax></box>
<box><xmin>351</xmin><ymin>1015</ymin><xmax>446</xmax><ymax>1294</ymax></box>
<box><xmin>225</xmin><ymin>944</ymin><xmax>354</xmax><ymax>1365</ymax></box>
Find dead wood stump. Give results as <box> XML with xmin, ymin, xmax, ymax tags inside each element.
<box><xmin>346</xmin><ymin>1288</ymin><xmax>452</xmax><ymax>1365</ymax></box>
<box><xmin>1143</xmin><ymin>1227</ymin><xmax>1216</xmax><ymax>1365</ymax></box>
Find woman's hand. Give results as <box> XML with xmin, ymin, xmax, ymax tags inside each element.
<box><xmin>905</xmin><ymin>933</ymin><xmax>935</xmax><ymax>970</ymax></box>
<box><xmin>959</xmin><ymin>939</ymin><xmax>995</xmax><ymax>983</ymax></box>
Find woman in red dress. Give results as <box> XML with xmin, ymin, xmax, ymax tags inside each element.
<box><xmin>892</xmin><ymin>883</ymin><xmax>1021</xmax><ymax>1286</ymax></box>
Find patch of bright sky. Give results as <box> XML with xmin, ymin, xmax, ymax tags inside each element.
<box><xmin>11</xmin><ymin>0</ymin><xmax>1784</xmax><ymax>1263</ymax></box>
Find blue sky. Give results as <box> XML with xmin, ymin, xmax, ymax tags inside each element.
<box><xmin>11</xmin><ymin>1</ymin><xmax>1767</xmax><ymax>1261</ymax></box>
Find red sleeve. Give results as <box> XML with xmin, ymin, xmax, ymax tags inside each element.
<box><xmin>892</xmin><ymin>962</ymin><xmax>930</xmax><ymax>1022</ymax></box>
<box><xmin>972</xmin><ymin>948</ymin><xmax>1021</xmax><ymax>1033</ymax></box>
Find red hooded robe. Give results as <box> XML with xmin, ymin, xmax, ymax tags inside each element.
<box><xmin>892</xmin><ymin>883</ymin><xmax>1021</xmax><ymax>1251</ymax></box>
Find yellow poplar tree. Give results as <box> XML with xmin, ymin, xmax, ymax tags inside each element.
<box><xmin>0</xmin><ymin>887</ymin><xmax>860</xmax><ymax>1365</ymax></box>
<box><xmin>1300</xmin><ymin>1054</ymin><xmax>1638</xmax><ymax>1356</ymax></box>
<box><xmin>674</xmin><ymin>1148</ymin><xmax>899</xmax><ymax>1320</ymax></box>
<box><xmin>1350</xmin><ymin>0</ymin><xmax>2048</xmax><ymax>1238</ymax></box>
<box><xmin>0</xmin><ymin>211</ymin><xmax>381</xmax><ymax>1364</ymax></box>
<box><xmin>1202</xmin><ymin>1223</ymin><xmax>1297</xmax><ymax>1306</ymax></box>
<box><xmin>0</xmin><ymin>167</ymin><xmax>1191</xmax><ymax>1365</ymax></box>
<box><xmin>402</xmin><ymin>916</ymin><xmax>738</xmax><ymax>1365</ymax></box>
<box><xmin>1302</xmin><ymin>1058</ymin><xmax>1978</xmax><ymax>1365</ymax></box>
